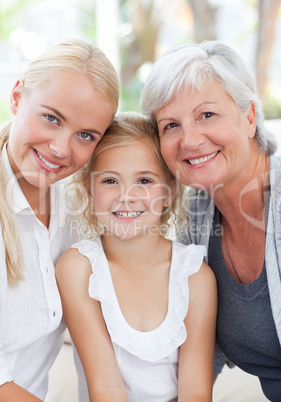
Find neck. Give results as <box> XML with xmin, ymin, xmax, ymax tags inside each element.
<box><xmin>212</xmin><ymin>150</ymin><xmax>270</xmax><ymax>230</ymax></box>
<box><xmin>19</xmin><ymin>178</ymin><xmax>50</xmax><ymax>227</ymax></box>
<box><xmin>101</xmin><ymin>232</ymin><xmax>171</xmax><ymax>271</ymax></box>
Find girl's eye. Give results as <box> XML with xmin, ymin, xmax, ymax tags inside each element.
<box><xmin>45</xmin><ymin>114</ymin><xmax>58</xmax><ymax>124</ymax></box>
<box><xmin>79</xmin><ymin>132</ymin><xmax>94</xmax><ymax>141</ymax></box>
<box><xmin>201</xmin><ymin>112</ymin><xmax>215</xmax><ymax>119</ymax></box>
<box><xmin>138</xmin><ymin>178</ymin><xmax>152</xmax><ymax>184</ymax></box>
<box><xmin>103</xmin><ymin>178</ymin><xmax>117</xmax><ymax>184</ymax></box>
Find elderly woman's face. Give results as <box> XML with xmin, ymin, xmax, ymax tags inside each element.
<box><xmin>155</xmin><ymin>80</ymin><xmax>256</xmax><ymax>193</ymax></box>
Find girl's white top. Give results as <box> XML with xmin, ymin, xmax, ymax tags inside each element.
<box><xmin>0</xmin><ymin>144</ymin><xmax>80</xmax><ymax>399</ymax></box>
<box><xmin>72</xmin><ymin>238</ymin><xmax>205</xmax><ymax>402</ymax></box>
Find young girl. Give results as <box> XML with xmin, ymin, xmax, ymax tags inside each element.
<box><xmin>56</xmin><ymin>112</ymin><xmax>217</xmax><ymax>402</ymax></box>
<box><xmin>0</xmin><ymin>39</ymin><xmax>119</xmax><ymax>401</ymax></box>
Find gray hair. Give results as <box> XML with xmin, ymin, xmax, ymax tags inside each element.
<box><xmin>140</xmin><ymin>40</ymin><xmax>277</xmax><ymax>155</ymax></box>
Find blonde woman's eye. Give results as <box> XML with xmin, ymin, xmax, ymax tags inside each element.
<box><xmin>45</xmin><ymin>114</ymin><xmax>58</xmax><ymax>123</ymax></box>
<box><xmin>80</xmin><ymin>132</ymin><xmax>94</xmax><ymax>141</ymax></box>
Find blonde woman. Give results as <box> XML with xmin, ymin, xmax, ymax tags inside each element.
<box><xmin>56</xmin><ymin>112</ymin><xmax>217</xmax><ymax>402</ymax></box>
<box><xmin>0</xmin><ymin>38</ymin><xmax>119</xmax><ymax>401</ymax></box>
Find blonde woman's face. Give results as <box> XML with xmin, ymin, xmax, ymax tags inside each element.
<box><xmin>8</xmin><ymin>71</ymin><xmax>114</xmax><ymax>192</ymax></box>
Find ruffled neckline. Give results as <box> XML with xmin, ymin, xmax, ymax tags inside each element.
<box><xmin>72</xmin><ymin>239</ymin><xmax>205</xmax><ymax>362</ymax></box>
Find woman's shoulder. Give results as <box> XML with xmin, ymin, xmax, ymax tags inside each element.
<box><xmin>269</xmin><ymin>154</ymin><xmax>281</xmax><ymax>186</ymax></box>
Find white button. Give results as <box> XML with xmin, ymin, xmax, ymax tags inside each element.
<box><xmin>53</xmin><ymin>311</ymin><xmax>56</xmax><ymax>317</ymax></box>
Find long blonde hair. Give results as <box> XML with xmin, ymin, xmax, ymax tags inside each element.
<box><xmin>1</xmin><ymin>39</ymin><xmax>119</xmax><ymax>285</ymax></box>
<box><xmin>73</xmin><ymin>112</ymin><xmax>188</xmax><ymax>238</ymax></box>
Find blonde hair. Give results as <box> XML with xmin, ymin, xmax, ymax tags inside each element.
<box><xmin>1</xmin><ymin>38</ymin><xmax>119</xmax><ymax>285</ymax></box>
<box><xmin>21</xmin><ymin>38</ymin><xmax>119</xmax><ymax>115</ymax></box>
<box><xmin>0</xmin><ymin>121</ymin><xmax>24</xmax><ymax>285</ymax></box>
<box><xmin>74</xmin><ymin>111</ymin><xmax>188</xmax><ymax>238</ymax></box>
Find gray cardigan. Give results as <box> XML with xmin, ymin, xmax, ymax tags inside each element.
<box><xmin>180</xmin><ymin>154</ymin><xmax>281</xmax><ymax>352</ymax></box>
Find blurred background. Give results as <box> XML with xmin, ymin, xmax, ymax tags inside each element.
<box><xmin>0</xmin><ymin>0</ymin><xmax>281</xmax><ymax>125</ymax></box>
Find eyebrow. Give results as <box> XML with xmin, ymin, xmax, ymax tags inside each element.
<box><xmin>136</xmin><ymin>171</ymin><xmax>159</xmax><ymax>177</ymax></box>
<box><xmin>193</xmin><ymin>101</ymin><xmax>216</xmax><ymax>113</ymax></box>
<box><xmin>41</xmin><ymin>105</ymin><xmax>66</xmax><ymax>121</ymax></box>
<box><xmin>40</xmin><ymin>104</ymin><xmax>103</xmax><ymax>136</ymax></box>
<box><xmin>157</xmin><ymin>101</ymin><xmax>217</xmax><ymax>124</ymax></box>
<box><xmin>96</xmin><ymin>170</ymin><xmax>160</xmax><ymax>177</ymax></box>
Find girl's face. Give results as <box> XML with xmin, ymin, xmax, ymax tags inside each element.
<box><xmin>90</xmin><ymin>139</ymin><xmax>175</xmax><ymax>240</ymax></box>
<box><xmin>8</xmin><ymin>71</ymin><xmax>114</xmax><ymax>191</ymax></box>
<box><xmin>155</xmin><ymin>80</ymin><xmax>256</xmax><ymax>193</ymax></box>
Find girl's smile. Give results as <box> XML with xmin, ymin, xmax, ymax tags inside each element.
<box><xmin>112</xmin><ymin>211</ymin><xmax>144</xmax><ymax>219</ymax></box>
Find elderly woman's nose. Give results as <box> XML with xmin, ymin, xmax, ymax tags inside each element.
<box><xmin>180</xmin><ymin>125</ymin><xmax>206</xmax><ymax>149</ymax></box>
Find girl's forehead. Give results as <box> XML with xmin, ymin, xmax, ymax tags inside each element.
<box><xmin>92</xmin><ymin>138</ymin><xmax>159</xmax><ymax>165</ymax></box>
<box><xmin>95</xmin><ymin>136</ymin><xmax>155</xmax><ymax>155</ymax></box>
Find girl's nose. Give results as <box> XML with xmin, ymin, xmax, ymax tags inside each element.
<box><xmin>117</xmin><ymin>183</ymin><xmax>149</xmax><ymax>204</ymax></box>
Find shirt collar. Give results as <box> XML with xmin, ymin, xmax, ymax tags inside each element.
<box><xmin>1</xmin><ymin>142</ymin><xmax>32</xmax><ymax>213</ymax></box>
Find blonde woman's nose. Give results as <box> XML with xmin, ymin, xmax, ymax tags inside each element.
<box><xmin>48</xmin><ymin>134</ymin><xmax>71</xmax><ymax>159</ymax></box>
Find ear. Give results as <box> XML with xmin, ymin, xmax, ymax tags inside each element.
<box><xmin>163</xmin><ymin>178</ymin><xmax>178</xmax><ymax>208</ymax></box>
<box><xmin>247</xmin><ymin>101</ymin><xmax>256</xmax><ymax>139</ymax></box>
<box><xmin>10</xmin><ymin>79</ymin><xmax>24</xmax><ymax>115</ymax></box>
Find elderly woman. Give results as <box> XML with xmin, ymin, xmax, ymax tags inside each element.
<box><xmin>140</xmin><ymin>41</ymin><xmax>281</xmax><ymax>401</ymax></box>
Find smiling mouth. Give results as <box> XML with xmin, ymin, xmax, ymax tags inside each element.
<box><xmin>187</xmin><ymin>151</ymin><xmax>219</xmax><ymax>165</ymax></box>
<box><xmin>35</xmin><ymin>150</ymin><xmax>62</xmax><ymax>169</ymax></box>
<box><xmin>113</xmin><ymin>211</ymin><xmax>143</xmax><ymax>218</ymax></box>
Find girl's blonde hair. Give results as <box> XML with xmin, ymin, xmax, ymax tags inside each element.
<box><xmin>1</xmin><ymin>38</ymin><xmax>119</xmax><ymax>285</ymax></box>
<box><xmin>74</xmin><ymin>111</ymin><xmax>188</xmax><ymax>238</ymax></box>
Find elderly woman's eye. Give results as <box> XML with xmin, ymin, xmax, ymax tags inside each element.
<box><xmin>202</xmin><ymin>112</ymin><xmax>214</xmax><ymax>119</ymax></box>
<box><xmin>165</xmin><ymin>122</ymin><xmax>178</xmax><ymax>130</ymax></box>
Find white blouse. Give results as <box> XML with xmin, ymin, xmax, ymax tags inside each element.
<box><xmin>0</xmin><ymin>145</ymin><xmax>80</xmax><ymax>399</ymax></box>
<box><xmin>72</xmin><ymin>238</ymin><xmax>205</xmax><ymax>402</ymax></box>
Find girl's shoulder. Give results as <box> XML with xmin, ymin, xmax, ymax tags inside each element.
<box><xmin>170</xmin><ymin>242</ymin><xmax>216</xmax><ymax>308</ymax></box>
<box><xmin>56</xmin><ymin>238</ymin><xmax>103</xmax><ymax>282</ymax></box>
<box><xmin>70</xmin><ymin>237</ymin><xmax>107</xmax><ymax>275</ymax></box>
<box><xmin>71</xmin><ymin>238</ymin><xmax>103</xmax><ymax>257</ymax></box>
<box><xmin>171</xmin><ymin>241</ymin><xmax>206</xmax><ymax>277</ymax></box>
